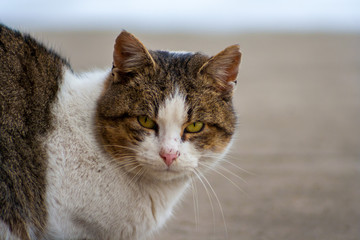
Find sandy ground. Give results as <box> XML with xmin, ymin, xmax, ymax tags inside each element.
<box><xmin>33</xmin><ymin>31</ymin><xmax>360</xmax><ymax>240</ymax></box>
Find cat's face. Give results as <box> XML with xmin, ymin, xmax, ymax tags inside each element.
<box><xmin>96</xmin><ymin>31</ymin><xmax>241</xmax><ymax>181</ymax></box>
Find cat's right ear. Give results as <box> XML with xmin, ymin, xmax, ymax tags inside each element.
<box><xmin>112</xmin><ymin>31</ymin><xmax>156</xmax><ymax>82</ymax></box>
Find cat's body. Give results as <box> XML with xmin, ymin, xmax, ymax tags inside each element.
<box><xmin>0</xmin><ymin>24</ymin><xmax>241</xmax><ymax>240</ymax></box>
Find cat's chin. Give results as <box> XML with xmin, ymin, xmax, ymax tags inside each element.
<box><xmin>135</xmin><ymin>164</ymin><xmax>194</xmax><ymax>182</ymax></box>
<box><xmin>146</xmin><ymin>171</ymin><xmax>191</xmax><ymax>182</ymax></box>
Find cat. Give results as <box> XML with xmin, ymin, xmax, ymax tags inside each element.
<box><xmin>0</xmin><ymin>24</ymin><xmax>241</xmax><ymax>240</ymax></box>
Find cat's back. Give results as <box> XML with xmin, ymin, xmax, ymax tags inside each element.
<box><xmin>0</xmin><ymin>24</ymin><xmax>68</xmax><ymax>130</ymax></box>
<box><xmin>0</xmin><ymin>24</ymin><xmax>67</xmax><ymax>239</ymax></box>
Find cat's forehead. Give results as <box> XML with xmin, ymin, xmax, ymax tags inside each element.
<box><xmin>152</xmin><ymin>50</ymin><xmax>194</xmax><ymax>59</ymax></box>
<box><xmin>157</xmin><ymin>90</ymin><xmax>188</xmax><ymax>127</ymax></box>
<box><xmin>150</xmin><ymin>50</ymin><xmax>208</xmax><ymax>73</ymax></box>
<box><xmin>144</xmin><ymin>50</ymin><xmax>210</xmax><ymax>96</ymax></box>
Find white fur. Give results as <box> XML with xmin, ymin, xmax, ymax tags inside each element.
<box><xmin>158</xmin><ymin>91</ymin><xmax>186</xmax><ymax>153</ymax></box>
<box><xmin>43</xmin><ymin>69</ymin><xmax>192</xmax><ymax>240</ymax></box>
<box><xmin>0</xmin><ymin>221</ymin><xmax>21</xmax><ymax>240</ymax></box>
<box><xmin>168</xmin><ymin>51</ymin><xmax>193</xmax><ymax>55</ymax></box>
<box><xmin>137</xmin><ymin>90</ymin><xmax>201</xmax><ymax>177</ymax></box>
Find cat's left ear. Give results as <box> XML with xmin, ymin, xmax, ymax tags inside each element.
<box><xmin>112</xmin><ymin>31</ymin><xmax>156</xmax><ymax>82</ymax></box>
<box><xmin>199</xmin><ymin>45</ymin><xmax>241</xmax><ymax>92</ymax></box>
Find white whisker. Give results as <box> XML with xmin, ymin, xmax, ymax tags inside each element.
<box><xmin>199</xmin><ymin>162</ymin><xmax>248</xmax><ymax>197</ymax></box>
<box><xmin>128</xmin><ymin>165</ymin><xmax>143</xmax><ymax>184</ymax></box>
<box><xmin>222</xmin><ymin>158</ymin><xmax>256</xmax><ymax>176</ymax></box>
<box><xmin>201</xmin><ymin>153</ymin><xmax>255</xmax><ymax>176</ymax></box>
<box><xmin>192</xmin><ymin>170</ymin><xmax>217</xmax><ymax>238</ymax></box>
<box><xmin>195</xmin><ymin>169</ymin><xmax>228</xmax><ymax>239</ymax></box>
<box><xmin>103</xmin><ymin>144</ymin><xmax>143</xmax><ymax>154</ymax></box>
<box><xmin>190</xmin><ymin>178</ymin><xmax>199</xmax><ymax>230</ymax></box>
<box><xmin>214</xmin><ymin>164</ymin><xmax>248</xmax><ymax>184</ymax></box>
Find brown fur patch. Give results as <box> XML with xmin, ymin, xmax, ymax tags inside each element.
<box><xmin>0</xmin><ymin>24</ymin><xmax>67</xmax><ymax>238</ymax></box>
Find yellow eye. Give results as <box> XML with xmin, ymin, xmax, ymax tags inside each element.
<box><xmin>138</xmin><ymin>116</ymin><xmax>156</xmax><ymax>129</ymax></box>
<box><xmin>185</xmin><ymin>122</ymin><xmax>204</xmax><ymax>133</ymax></box>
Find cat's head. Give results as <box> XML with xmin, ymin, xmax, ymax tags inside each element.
<box><xmin>96</xmin><ymin>31</ymin><xmax>241</xmax><ymax>182</ymax></box>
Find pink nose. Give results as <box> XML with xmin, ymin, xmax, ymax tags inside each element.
<box><xmin>160</xmin><ymin>151</ymin><xmax>180</xmax><ymax>167</ymax></box>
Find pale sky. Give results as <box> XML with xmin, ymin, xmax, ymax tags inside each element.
<box><xmin>1</xmin><ymin>0</ymin><xmax>359</xmax><ymax>32</ymax></box>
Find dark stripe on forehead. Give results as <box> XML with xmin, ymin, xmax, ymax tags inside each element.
<box><xmin>186</xmin><ymin>106</ymin><xmax>194</xmax><ymax>122</ymax></box>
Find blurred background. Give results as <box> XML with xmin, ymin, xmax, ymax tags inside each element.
<box><xmin>1</xmin><ymin>1</ymin><xmax>360</xmax><ymax>239</ymax></box>
<box><xmin>1</xmin><ymin>0</ymin><xmax>360</xmax><ymax>33</ymax></box>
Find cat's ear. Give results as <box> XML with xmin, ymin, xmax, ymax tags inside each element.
<box><xmin>112</xmin><ymin>31</ymin><xmax>156</xmax><ymax>81</ymax></box>
<box><xmin>199</xmin><ymin>45</ymin><xmax>241</xmax><ymax>92</ymax></box>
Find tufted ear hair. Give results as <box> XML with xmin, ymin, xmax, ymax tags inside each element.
<box><xmin>199</xmin><ymin>45</ymin><xmax>241</xmax><ymax>92</ymax></box>
<box><xmin>112</xmin><ymin>31</ymin><xmax>156</xmax><ymax>82</ymax></box>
